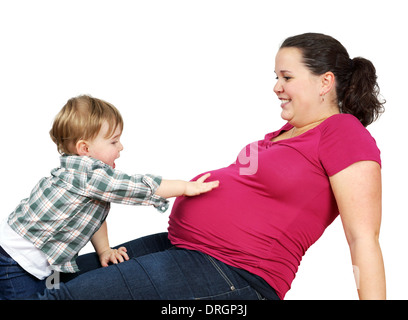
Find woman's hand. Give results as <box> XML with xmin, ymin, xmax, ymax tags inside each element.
<box><xmin>98</xmin><ymin>246</ymin><xmax>129</xmax><ymax>267</ymax></box>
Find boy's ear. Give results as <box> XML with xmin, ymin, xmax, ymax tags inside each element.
<box><xmin>76</xmin><ymin>140</ymin><xmax>90</xmax><ymax>156</ymax></box>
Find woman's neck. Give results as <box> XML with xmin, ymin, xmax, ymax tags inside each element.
<box><xmin>290</xmin><ymin>117</ymin><xmax>330</xmax><ymax>138</ymax></box>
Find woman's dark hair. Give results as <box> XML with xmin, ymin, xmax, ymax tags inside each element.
<box><xmin>280</xmin><ymin>33</ymin><xmax>384</xmax><ymax>127</ymax></box>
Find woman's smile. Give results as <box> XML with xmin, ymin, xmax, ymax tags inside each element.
<box><xmin>280</xmin><ymin>99</ymin><xmax>292</xmax><ymax>107</ymax></box>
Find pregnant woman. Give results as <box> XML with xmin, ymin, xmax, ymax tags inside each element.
<box><xmin>36</xmin><ymin>33</ymin><xmax>386</xmax><ymax>300</ymax></box>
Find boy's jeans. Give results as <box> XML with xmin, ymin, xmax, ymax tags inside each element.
<box><xmin>0</xmin><ymin>246</ymin><xmax>46</xmax><ymax>300</ymax></box>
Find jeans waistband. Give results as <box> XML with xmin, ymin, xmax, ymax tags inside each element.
<box><xmin>0</xmin><ymin>246</ymin><xmax>11</xmax><ymax>258</ymax></box>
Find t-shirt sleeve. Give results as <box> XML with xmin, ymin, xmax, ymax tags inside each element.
<box><xmin>318</xmin><ymin>114</ymin><xmax>381</xmax><ymax>177</ymax></box>
<box><xmin>85</xmin><ymin>161</ymin><xmax>169</xmax><ymax>212</ymax></box>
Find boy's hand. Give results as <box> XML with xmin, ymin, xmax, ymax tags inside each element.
<box><xmin>184</xmin><ymin>173</ymin><xmax>219</xmax><ymax>197</ymax></box>
<box><xmin>155</xmin><ymin>174</ymin><xmax>220</xmax><ymax>198</ymax></box>
<box><xmin>99</xmin><ymin>246</ymin><xmax>129</xmax><ymax>267</ymax></box>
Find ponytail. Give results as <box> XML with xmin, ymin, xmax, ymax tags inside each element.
<box><xmin>281</xmin><ymin>33</ymin><xmax>385</xmax><ymax>127</ymax></box>
<box><xmin>341</xmin><ymin>57</ymin><xmax>385</xmax><ymax>127</ymax></box>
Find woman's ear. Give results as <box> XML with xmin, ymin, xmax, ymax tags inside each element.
<box><xmin>75</xmin><ymin>140</ymin><xmax>90</xmax><ymax>156</ymax></box>
<box><xmin>321</xmin><ymin>71</ymin><xmax>335</xmax><ymax>95</ymax></box>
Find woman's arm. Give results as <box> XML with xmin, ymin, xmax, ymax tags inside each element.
<box><xmin>329</xmin><ymin>161</ymin><xmax>386</xmax><ymax>299</ymax></box>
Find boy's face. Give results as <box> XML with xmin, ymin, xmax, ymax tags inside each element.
<box><xmin>85</xmin><ymin>121</ymin><xmax>123</xmax><ymax>169</ymax></box>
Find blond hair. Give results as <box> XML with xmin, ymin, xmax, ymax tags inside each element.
<box><xmin>50</xmin><ymin>95</ymin><xmax>124</xmax><ymax>155</ymax></box>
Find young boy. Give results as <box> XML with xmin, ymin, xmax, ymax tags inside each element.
<box><xmin>0</xmin><ymin>95</ymin><xmax>219</xmax><ymax>299</ymax></box>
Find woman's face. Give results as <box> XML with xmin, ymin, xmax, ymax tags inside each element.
<box><xmin>274</xmin><ymin>47</ymin><xmax>324</xmax><ymax>127</ymax></box>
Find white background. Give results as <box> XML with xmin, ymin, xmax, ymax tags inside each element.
<box><xmin>0</xmin><ymin>0</ymin><xmax>406</xmax><ymax>300</ymax></box>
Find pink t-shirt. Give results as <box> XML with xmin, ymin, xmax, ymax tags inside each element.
<box><xmin>168</xmin><ymin>114</ymin><xmax>381</xmax><ymax>299</ymax></box>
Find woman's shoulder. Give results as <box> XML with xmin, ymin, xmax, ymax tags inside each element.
<box><xmin>317</xmin><ymin>113</ymin><xmax>376</xmax><ymax>142</ymax></box>
<box><xmin>318</xmin><ymin>113</ymin><xmax>377</xmax><ymax>144</ymax></box>
<box><xmin>306</xmin><ymin>114</ymin><xmax>377</xmax><ymax>156</ymax></box>
<box><xmin>317</xmin><ymin>113</ymin><xmax>380</xmax><ymax>175</ymax></box>
<box><xmin>319</xmin><ymin>113</ymin><xmax>365</xmax><ymax>131</ymax></box>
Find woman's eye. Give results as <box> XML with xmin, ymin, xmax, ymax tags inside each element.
<box><xmin>275</xmin><ymin>76</ymin><xmax>292</xmax><ymax>81</ymax></box>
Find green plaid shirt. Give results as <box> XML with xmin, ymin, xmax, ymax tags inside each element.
<box><xmin>8</xmin><ymin>155</ymin><xmax>168</xmax><ymax>273</ymax></box>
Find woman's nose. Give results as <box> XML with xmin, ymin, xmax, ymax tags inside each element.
<box><xmin>273</xmin><ymin>80</ymin><xmax>283</xmax><ymax>95</ymax></box>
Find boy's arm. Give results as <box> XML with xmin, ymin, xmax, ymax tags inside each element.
<box><xmin>86</xmin><ymin>165</ymin><xmax>169</xmax><ymax>211</ymax></box>
<box><xmin>91</xmin><ymin>221</ymin><xmax>129</xmax><ymax>267</ymax></box>
<box><xmin>155</xmin><ymin>173</ymin><xmax>219</xmax><ymax>198</ymax></box>
<box><xmin>85</xmin><ymin>162</ymin><xmax>218</xmax><ymax>211</ymax></box>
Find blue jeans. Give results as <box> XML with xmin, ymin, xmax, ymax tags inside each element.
<box><xmin>0</xmin><ymin>246</ymin><xmax>46</xmax><ymax>300</ymax></box>
<box><xmin>36</xmin><ymin>233</ymin><xmax>279</xmax><ymax>300</ymax></box>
